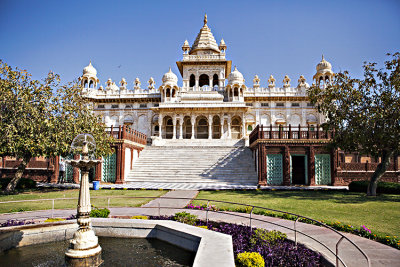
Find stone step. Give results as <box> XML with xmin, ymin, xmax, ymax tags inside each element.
<box><xmin>127</xmin><ymin>145</ymin><xmax>258</xmax><ymax>185</ymax></box>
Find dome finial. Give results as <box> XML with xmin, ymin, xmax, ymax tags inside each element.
<box><xmin>322</xmin><ymin>54</ymin><xmax>325</xmax><ymax>60</ymax></box>
<box><xmin>204</xmin><ymin>13</ymin><xmax>207</xmax><ymax>25</ymax></box>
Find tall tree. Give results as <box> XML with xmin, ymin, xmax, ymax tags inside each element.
<box><xmin>307</xmin><ymin>53</ymin><xmax>400</xmax><ymax>196</ymax></box>
<box><xmin>0</xmin><ymin>60</ymin><xmax>114</xmax><ymax>193</ymax></box>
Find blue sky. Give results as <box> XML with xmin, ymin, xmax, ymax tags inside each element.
<box><xmin>1</xmin><ymin>0</ymin><xmax>399</xmax><ymax>87</ymax></box>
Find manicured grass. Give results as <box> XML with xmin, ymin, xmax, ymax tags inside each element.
<box><xmin>192</xmin><ymin>190</ymin><xmax>400</xmax><ymax>237</ymax></box>
<box><xmin>0</xmin><ymin>189</ymin><xmax>166</xmax><ymax>214</ymax></box>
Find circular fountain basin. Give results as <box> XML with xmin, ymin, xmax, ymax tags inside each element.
<box><xmin>0</xmin><ymin>236</ymin><xmax>194</xmax><ymax>266</ymax></box>
<box><xmin>0</xmin><ymin>218</ymin><xmax>235</xmax><ymax>267</ymax></box>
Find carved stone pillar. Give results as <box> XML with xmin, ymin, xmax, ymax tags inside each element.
<box><xmin>220</xmin><ymin>121</ymin><xmax>224</xmax><ymax>139</ymax></box>
<box><xmin>158</xmin><ymin>114</ymin><xmax>163</xmax><ymax>139</ymax></box>
<box><xmin>172</xmin><ymin>117</ymin><xmax>177</xmax><ymax>139</ymax></box>
<box><xmin>208</xmin><ymin>114</ymin><xmax>212</xmax><ymax>139</ymax></box>
<box><xmin>309</xmin><ymin>146</ymin><xmax>315</xmax><ymax>185</ymax></box>
<box><xmin>191</xmin><ymin>115</ymin><xmax>195</xmax><ymax>139</ymax></box>
<box><xmin>242</xmin><ymin>113</ymin><xmax>246</xmax><ymax>138</ymax></box>
<box><xmin>228</xmin><ymin>115</ymin><xmax>232</xmax><ymax>139</ymax></box>
<box><xmin>283</xmin><ymin>146</ymin><xmax>291</xmax><ymax>185</ymax></box>
<box><xmin>179</xmin><ymin>116</ymin><xmax>183</xmax><ymax>139</ymax></box>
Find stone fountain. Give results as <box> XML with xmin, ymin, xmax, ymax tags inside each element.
<box><xmin>65</xmin><ymin>134</ymin><xmax>102</xmax><ymax>266</ymax></box>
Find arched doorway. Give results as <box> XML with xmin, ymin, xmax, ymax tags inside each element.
<box><xmin>212</xmin><ymin>116</ymin><xmax>221</xmax><ymax>139</ymax></box>
<box><xmin>231</xmin><ymin>116</ymin><xmax>242</xmax><ymax>139</ymax></box>
<box><xmin>212</xmin><ymin>74</ymin><xmax>218</xmax><ymax>87</ymax></box>
<box><xmin>199</xmin><ymin>74</ymin><xmax>209</xmax><ymax>87</ymax></box>
<box><xmin>190</xmin><ymin>74</ymin><xmax>195</xmax><ymax>87</ymax></box>
<box><xmin>196</xmin><ymin>116</ymin><xmax>208</xmax><ymax>139</ymax></box>
<box><xmin>183</xmin><ymin>116</ymin><xmax>192</xmax><ymax>139</ymax></box>
<box><xmin>163</xmin><ymin>116</ymin><xmax>173</xmax><ymax>139</ymax></box>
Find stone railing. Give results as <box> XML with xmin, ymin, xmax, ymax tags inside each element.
<box><xmin>106</xmin><ymin>126</ymin><xmax>147</xmax><ymax>145</ymax></box>
<box><xmin>182</xmin><ymin>54</ymin><xmax>226</xmax><ymax>61</ymax></box>
<box><xmin>249</xmin><ymin>124</ymin><xmax>333</xmax><ymax>145</ymax></box>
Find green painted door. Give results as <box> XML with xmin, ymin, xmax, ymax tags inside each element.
<box><xmin>266</xmin><ymin>154</ymin><xmax>283</xmax><ymax>185</ymax></box>
<box><xmin>315</xmin><ymin>154</ymin><xmax>331</xmax><ymax>185</ymax></box>
<box><xmin>102</xmin><ymin>153</ymin><xmax>116</xmax><ymax>183</ymax></box>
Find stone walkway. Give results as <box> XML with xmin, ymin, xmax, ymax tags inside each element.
<box><xmin>1</xmin><ymin>190</ymin><xmax>398</xmax><ymax>267</ymax></box>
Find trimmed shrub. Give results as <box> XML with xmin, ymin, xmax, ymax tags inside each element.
<box><xmin>250</xmin><ymin>229</ymin><xmax>287</xmax><ymax>247</ymax></box>
<box><xmin>90</xmin><ymin>207</ymin><xmax>110</xmax><ymax>218</ymax></box>
<box><xmin>173</xmin><ymin>211</ymin><xmax>198</xmax><ymax>225</ymax></box>
<box><xmin>131</xmin><ymin>215</ymin><xmax>148</xmax><ymax>220</ymax></box>
<box><xmin>349</xmin><ymin>181</ymin><xmax>400</xmax><ymax>194</ymax></box>
<box><xmin>236</xmin><ymin>252</ymin><xmax>265</xmax><ymax>267</ymax></box>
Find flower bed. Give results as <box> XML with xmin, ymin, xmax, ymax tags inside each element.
<box><xmin>185</xmin><ymin>203</ymin><xmax>400</xmax><ymax>250</ymax></box>
<box><xmin>150</xmin><ymin>213</ymin><xmax>322</xmax><ymax>267</ymax></box>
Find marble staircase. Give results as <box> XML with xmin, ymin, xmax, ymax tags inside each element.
<box><xmin>126</xmin><ymin>145</ymin><xmax>258</xmax><ymax>187</ymax></box>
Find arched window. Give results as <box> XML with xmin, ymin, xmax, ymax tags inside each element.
<box><xmin>199</xmin><ymin>74</ymin><xmax>209</xmax><ymax>87</ymax></box>
<box><xmin>155</xmin><ymin>125</ymin><xmax>159</xmax><ymax>131</ymax></box>
<box><xmin>247</xmin><ymin>125</ymin><xmax>253</xmax><ymax>131</ymax></box>
<box><xmin>89</xmin><ymin>80</ymin><xmax>94</xmax><ymax>88</ymax></box>
<box><xmin>213</xmin><ymin>74</ymin><xmax>218</xmax><ymax>87</ymax></box>
<box><xmin>166</xmin><ymin>88</ymin><xmax>171</xmax><ymax>97</ymax></box>
<box><xmin>234</xmin><ymin>88</ymin><xmax>239</xmax><ymax>97</ymax></box>
<box><xmin>83</xmin><ymin>79</ymin><xmax>88</xmax><ymax>88</ymax></box>
<box><xmin>190</xmin><ymin>74</ymin><xmax>195</xmax><ymax>87</ymax></box>
<box><xmin>172</xmin><ymin>89</ymin><xmax>176</xmax><ymax>97</ymax></box>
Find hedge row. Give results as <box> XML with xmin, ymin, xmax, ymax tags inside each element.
<box><xmin>348</xmin><ymin>181</ymin><xmax>400</xmax><ymax>194</ymax></box>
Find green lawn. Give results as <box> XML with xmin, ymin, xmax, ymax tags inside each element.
<box><xmin>192</xmin><ymin>190</ymin><xmax>400</xmax><ymax>237</ymax></box>
<box><xmin>0</xmin><ymin>189</ymin><xmax>166</xmax><ymax>214</ymax></box>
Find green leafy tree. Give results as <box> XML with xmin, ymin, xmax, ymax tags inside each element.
<box><xmin>0</xmin><ymin>60</ymin><xmax>114</xmax><ymax>193</ymax></box>
<box><xmin>307</xmin><ymin>53</ymin><xmax>400</xmax><ymax>196</ymax></box>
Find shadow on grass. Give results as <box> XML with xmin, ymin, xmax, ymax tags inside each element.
<box><xmin>200</xmin><ymin>190</ymin><xmax>400</xmax><ymax>204</ymax></box>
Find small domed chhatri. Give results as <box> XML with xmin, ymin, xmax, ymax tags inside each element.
<box><xmin>316</xmin><ymin>55</ymin><xmax>332</xmax><ymax>72</ymax></box>
<box><xmin>313</xmin><ymin>55</ymin><xmax>334</xmax><ymax>86</ymax></box>
<box><xmin>162</xmin><ymin>67</ymin><xmax>178</xmax><ymax>86</ymax></box>
<box><xmin>83</xmin><ymin>61</ymin><xmax>97</xmax><ymax>76</ymax></box>
<box><xmin>228</xmin><ymin>66</ymin><xmax>245</xmax><ymax>85</ymax></box>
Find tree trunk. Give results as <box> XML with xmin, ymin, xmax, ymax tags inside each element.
<box><xmin>367</xmin><ymin>150</ymin><xmax>393</xmax><ymax>196</ymax></box>
<box><xmin>5</xmin><ymin>157</ymin><xmax>30</xmax><ymax>193</ymax></box>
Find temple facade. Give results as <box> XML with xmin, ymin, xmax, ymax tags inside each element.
<box><xmin>81</xmin><ymin>15</ymin><xmax>333</xmax><ymax>145</ymax></box>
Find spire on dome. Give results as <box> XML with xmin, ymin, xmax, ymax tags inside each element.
<box><xmin>189</xmin><ymin>14</ymin><xmax>220</xmax><ymax>54</ymax></box>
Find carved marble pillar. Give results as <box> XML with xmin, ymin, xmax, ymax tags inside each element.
<box><xmin>172</xmin><ymin>116</ymin><xmax>177</xmax><ymax>139</ymax></box>
<box><xmin>158</xmin><ymin>114</ymin><xmax>163</xmax><ymax>139</ymax></box>
<box><xmin>227</xmin><ymin>115</ymin><xmax>232</xmax><ymax>139</ymax></box>
<box><xmin>220</xmin><ymin>121</ymin><xmax>224</xmax><ymax>139</ymax></box>
<box><xmin>208</xmin><ymin>114</ymin><xmax>212</xmax><ymax>139</ymax></box>
<box><xmin>191</xmin><ymin>115</ymin><xmax>195</xmax><ymax>139</ymax></box>
<box><xmin>283</xmin><ymin>146</ymin><xmax>291</xmax><ymax>186</ymax></box>
<box><xmin>179</xmin><ymin>116</ymin><xmax>183</xmax><ymax>139</ymax></box>
<box><xmin>242</xmin><ymin>113</ymin><xmax>246</xmax><ymax>138</ymax></box>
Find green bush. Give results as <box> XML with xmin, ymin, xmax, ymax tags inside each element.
<box><xmin>250</xmin><ymin>229</ymin><xmax>287</xmax><ymax>247</ymax></box>
<box><xmin>90</xmin><ymin>207</ymin><xmax>110</xmax><ymax>218</ymax></box>
<box><xmin>349</xmin><ymin>181</ymin><xmax>400</xmax><ymax>194</ymax></box>
<box><xmin>236</xmin><ymin>252</ymin><xmax>265</xmax><ymax>267</ymax></box>
<box><xmin>173</xmin><ymin>211</ymin><xmax>198</xmax><ymax>225</ymax></box>
<box><xmin>0</xmin><ymin>178</ymin><xmax>37</xmax><ymax>191</ymax></box>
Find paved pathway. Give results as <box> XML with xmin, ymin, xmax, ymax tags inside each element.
<box><xmin>1</xmin><ymin>190</ymin><xmax>398</xmax><ymax>267</ymax></box>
